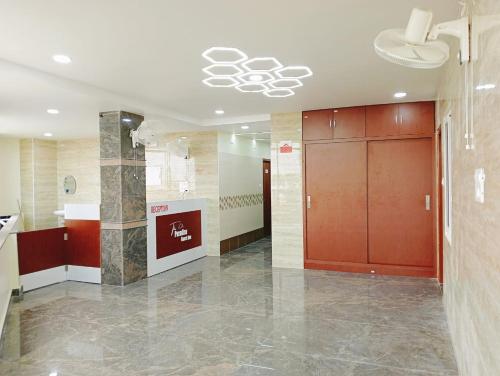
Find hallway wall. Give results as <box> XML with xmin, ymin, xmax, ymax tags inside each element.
<box><xmin>437</xmin><ymin>1</ymin><xmax>500</xmax><ymax>374</ymax></box>
<box><xmin>270</xmin><ymin>113</ymin><xmax>304</xmax><ymax>268</ymax></box>
<box><xmin>218</xmin><ymin>132</ymin><xmax>270</xmax><ymax>241</ymax></box>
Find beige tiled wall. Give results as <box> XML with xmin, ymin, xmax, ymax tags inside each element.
<box><xmin>57</xmin><ymin>138</ymin><xmax>101</xmax><ymax>207</ymax></box>
<box><xmin>20</xmin><ymin>139</ymin><xmax>58</xmax><ymax>230</ymax></box>
<box><xmin>146</xmin><ymin>131</ymin><xmax>220</xmax><ymax>256</ymax></box>
<box><xmin>270</xmin><ymin>113</ymin><xmax>304</xmax><ymax>269</ymax></box>
<box><xmin>437</xmin><ymin>1</ymin><xmax>500</xmax><ymax>374</ymax></box>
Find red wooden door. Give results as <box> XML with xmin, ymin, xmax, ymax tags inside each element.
<box><xmin>399</xmin><ymin>102</ymin><xmax>435</xmax><ymax>136</ymax></box>
<box><xmin>366</xmin><ymin>104</ymin><xmax>399</xmax><ymax>137</ymax></box>
<box><xmin>263</xmin><ymin>160</ymin><xmax>271</xmax><ymax>236</ymax></box>
<box><xmin>333</xmin><ymin>106</ymin><xmax>366</xmax><ymax>139</ymax></box>
<box><xmin>368</xmin><ymin>138</ymin><xmax>433</xmax><ymax>267</ymax></box>
<box><xmin>305</xmin><ymin>142</ymin><xmax>367</xmax><ymax>263</ymax></box>
<box><xmin>302</xmin><ymin>110</ymin><xmax>333</xmax><ymax>141</ymax></box>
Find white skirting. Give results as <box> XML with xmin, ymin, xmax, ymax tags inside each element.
<box><xmin>21</xmin><ymin>266</ymin><xmax>67</xmax><ymax>292</ymax></box>
<box><xmin>67</xmin><ymin>265</ymin><xmax>101</xmax><ymax>284</ymax></box>
<box><xmin>21</xmin><ymin>266</ymin><xmax>101</xmax><ymax>291</ymax></box>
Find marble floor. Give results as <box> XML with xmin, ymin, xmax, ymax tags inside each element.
<box><xmin>0</xmin><ymin>237</ymin><xmax>457</xmax><ymax>375</ymax></box>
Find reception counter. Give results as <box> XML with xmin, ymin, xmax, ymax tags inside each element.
<box><xmin>147</xmin><ymin>199</ymin><xmax>207</xmax><ymax>277</ymax></box>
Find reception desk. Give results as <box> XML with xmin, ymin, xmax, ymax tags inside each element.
<box><xmin>147</xmin><ymin>199</ymin><xmax>207</xmax><ymax>277</ymax></box>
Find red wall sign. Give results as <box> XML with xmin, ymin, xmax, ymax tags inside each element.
<box><xmin>156</xmin><ymin>210</ymin><xmax>202</xmax><ymax>259</ymax></box>
<box><xmin>151</xmin><ymin>204</ymin><xmax>169</xmax><ymax>214</ymax></box>
<box><xmin>279</xmin><ymin>142</ymin><xmax>293</xmax><ymax>153</ymax></box>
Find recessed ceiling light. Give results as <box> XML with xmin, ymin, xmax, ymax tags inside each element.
<box><xmin>241</xmin><ymin>125</ymin><xmax>249</xmax><ymax>130</ymax></box>
<box><xmin>215</xmin><ymin>109</ymin><xmax>225</xmax><ymax>115</ymax></box>
<box><xmin>47</xmin><ymin>109</ymin><xmax>59</xmax><ymax>114</ymax></box>
<box><xmin>180</xmin><ymin>136</ymin><xmax>188</xmax><ymax>140</ymax></box>
<box><xmin>122</xmin><ymin>118</ymin><xmax>132</xmax><ymax>123</ymax></box>
<box><xmin>52</xmin><ymin>54</ymin><xmax>72</xmax><ymax>64</ymax></box>
<box><xmin>43</xmin><ymin>132</ymin><xmax>53</xmax><ymax>137</ymax></box>
<box><xmin>394</xmin><ymin>92</ymin><xmax>407</xmax><ymax>98</ymax></box>
<box><xmin>476</xmin><ymin>83</ymin><xmax>496</xmax><ymax>90</ymax></box>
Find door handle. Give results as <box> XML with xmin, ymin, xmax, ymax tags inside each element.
<box><xmin>333</xmin><ymin>119</ymin><xmax>336</xmax><ymax>128</ymax></box>
<box><xmin>307</xmin><ymin>195</ymin><xmax>311</xmax><ymax>209</ymax></box>
<box><xmin>400</xmin><ymin>114</ymin><xmax>403</xmax><ymax>124</ymax></box>
<box><xmin>425</xmin><ymin>194</ymin><xmax>431</xmax><ymax>211</ymax></box>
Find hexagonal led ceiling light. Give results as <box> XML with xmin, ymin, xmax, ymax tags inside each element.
<box><xmin>203</xmin><ymin>64</ymin><xmax>244</xmax><ymax>77</ymax></box>
<box><xmin>201</xmin><ymin>47</ymin><xmax>312</xmax><ymax>98</ymax></box>
<box><xmin>269</xmin><ymin>79</ymin><xmax>303</xmax><ymax>89</ymax></box>
<box><xmin>202</xmin><ymin>77</ymin><xmax>239</xmax><ymax>87</ymax></box>
<box><xmin>264</xmin><ymin>89</ymin><xmax>295</xmax><ymax>98</ymax></box>
<box><xmin>241</xmin><ymin>57</ymin><xmax>283</xmax><ymax>72</ymax></box>
<box><xmin>236</xmin><ymin>83</ymin><xmax>268</xmax><ymax>93</ymax></box>
<box><xmin>202</xmin><ymin>47</ymin><xmax>248</xmax><ymax>64</ymax></box>
<box><xmin>275</xmin><ymin>66</ymin><xmax>313</xmax><ymax>79</ymax></box>
<box><xmin>238</xmin><ymin>71</ymin><xmax>275</xmax><ymax>84</ymax></box>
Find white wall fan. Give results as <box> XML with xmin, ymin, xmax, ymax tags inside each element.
<box><xmin>375</xmin><ymin>8</ymin><xmax>500</xmax><ymax>69</ymax></box>
<box><xmin>374</xmin><ymin>8</ymin><xmax>469</xmax><ymax>69</ymax></box>
<box><xmin>130</xmin><ymin>120</ymin><xmax>190</xmax><ymax>159</ymax></box>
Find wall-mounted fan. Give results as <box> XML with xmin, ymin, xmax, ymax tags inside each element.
<box><xmin>130</xmin><ymin>120</ymin><xmax>162</xmax><ymax>148</ymax></box>
<box><xmin>374</xmin><ymin>8</ymin><xmax>469</xmax><ymax>69</ymax></box>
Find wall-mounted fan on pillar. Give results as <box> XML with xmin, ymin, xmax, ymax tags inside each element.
<box><xmin>374</xmin><ymin>8</ymin><xmax>469</xmax><ymax>69</ymax></box>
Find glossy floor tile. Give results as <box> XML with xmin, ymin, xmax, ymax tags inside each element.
<box><xmin>0</xmin><ymin>238</ymin><xmax>457</xmax><ymax>375</ymax></box>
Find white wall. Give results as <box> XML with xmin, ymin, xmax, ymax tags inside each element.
<box><xmin>218</xmin><ymin>132</ymin><xmax>270</xmax><ymax>240</ymax></box>
<box><xmin>0</xmin><ymin>138</ymin><xmax>21</xmax><ymax>214</ymax></box>
<box><xmin>0</xmin><ymin>137</ymin><xmax>21</xmax><ymax>337</ymax></box>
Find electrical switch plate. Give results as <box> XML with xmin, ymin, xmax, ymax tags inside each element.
<box><xmin>474</xmin><ymin>168</ymin><xmax>485</xmax><ymax>203</ymax></box>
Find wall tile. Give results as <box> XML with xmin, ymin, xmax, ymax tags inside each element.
<box><xmin>270</xmin><ymin>113</ymin><xmax>304</xmax><ymax>269</ymax></box>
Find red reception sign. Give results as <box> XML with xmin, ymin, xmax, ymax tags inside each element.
<box><xmin>155</xmin><ymin>210</ymin><xmax>202</xmax><ymax>259</ymax></box>
<box><xmin>279</xmin><ymin>141</ymin><xmax>293</xmax><ymax>153</ymax></box>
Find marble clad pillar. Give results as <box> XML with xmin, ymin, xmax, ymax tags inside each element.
<box><xmin>99</xmin><ymin>111</ymin><xmax>147</xmax><ymax>285</ymax></box>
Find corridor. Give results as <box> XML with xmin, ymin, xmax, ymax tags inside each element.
<box><xmin>0</xmin><ymin>238</ymin><xmax>457</xmax><ymax>375</ymax></box>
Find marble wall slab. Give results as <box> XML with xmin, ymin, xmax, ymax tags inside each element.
<box><xmin>436</xmin><ymin>1</ymin><xmax>500</xmax><ymax>374</ymax></box>
<box><xmin>100</xmin><ymin>111</ymin><xmax>147</xmax><ymax>286</ymax></box>
<box><xmin>19</xmin><ymin>139</ymin><xmax>58</xmax><ymax>231</ymax></box>
<box><xmin>270</xmin><ymin>113</ymin><xmax>304</xmax><ymax>269</ymax></box>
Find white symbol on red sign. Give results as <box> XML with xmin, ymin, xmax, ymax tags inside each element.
<box><xmin>170</xmin><ymin>221</ymin><xmax>192</xmax><ymax>242</ymax></box>
<box><xmin>279</xmin><ymin>142</ymin><xmax>293</xmax><ymax>153</ymax></box>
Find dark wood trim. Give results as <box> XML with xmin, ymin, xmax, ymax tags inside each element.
<box><xmin>220</xmin><ymin>228</ymin><xmax>265</xmax><ymax>255</ymax></box>
<box><xmin>304</xmin><ymin>260</ymin><xmax>435</xmax><ymax>278</ymax></box>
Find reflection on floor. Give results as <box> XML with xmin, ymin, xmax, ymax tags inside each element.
<box><xmin>0</xmin><ymin>237</ymin><xmax>457</xmax><ymax>375</ymax></box>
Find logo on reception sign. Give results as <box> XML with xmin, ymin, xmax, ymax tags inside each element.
<box><xmin>156</xmin><ymin>210</ymin><xmax>202</xmax><ymax>259</ymax></box>
<box><xmin>279</xmin><ymin>141</ymin><xmax>293</xmax><ymax>153</ymax></box>
<box><xmin>151</xmin><ymin>204</ymin><xmax>169</xmax><ymax>214</ymax></box>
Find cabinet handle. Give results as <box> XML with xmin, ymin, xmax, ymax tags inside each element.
<box><xmin>395</xmin><ymin>115</ymin><xmax>398</xmax><ymax>124</ymax></box>
<box><xmin>333</xmin><ymin>120</ymin><xmax>336</xmax><ymax>128</ymax></box>
<box><xmin>307</xmin><ymin>195</ymin><xmax>311</xmax><ymax>209</ymax></box>
<box><xmin>400</xmin><ymin>114</ymin><xmax>403</xmax><ymax>124</ymax></box>
<box><xmin>425</xmin><ymin>194</ymin><xmax>431</xmax><ymax>211</ymax></box>
<box><xmin>329</xmin><ymin>119</ymin><xmax>332</xmax><ymax>128</ymax></box>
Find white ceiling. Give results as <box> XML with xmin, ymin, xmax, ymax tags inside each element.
<box><xmin>0</xmin><ymin>0</ymin><xmax>459</xmax><ymax>139</ymax></box>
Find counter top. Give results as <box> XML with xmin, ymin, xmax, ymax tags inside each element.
<box><xmin>0</xmin><ymin>215</ymin><xmax>19</xmax><ymax>251</ymax></box>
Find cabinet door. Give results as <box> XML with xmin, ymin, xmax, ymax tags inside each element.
<box><xmin>399</xmin><ymin>102</ymin><xmax>435</xmax><ymax>136</ymax></box>
<box><xmin>305</xmin><ymin>142</ymin><xmax>367</xmax><ymax>263</ymax></box>
<box><xmin>302</xmin><ymin>110</ymin><xmax>333</xmax><ymax>141</ymax></box>
<box><xmin>366</xmin><ymin>104</ymin><xmax>399</xmax><ymax>137</ymax></box>
<box><xmin>333</xmin><ymin>106</ymin><xmax>366</xmax><ymax>139</ymax></box>
<box><xmin>368</xmin><ymin>138</ymin><xmax>433</xmax><ymax>267</ymax></box>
